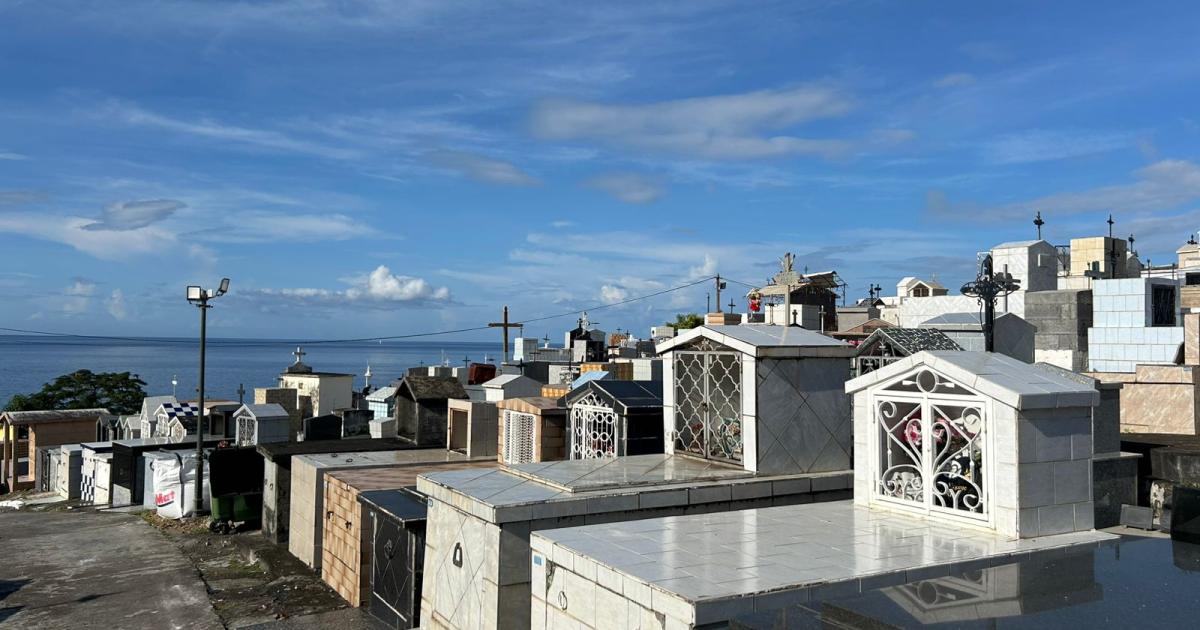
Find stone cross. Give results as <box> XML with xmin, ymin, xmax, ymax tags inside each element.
<box><xmin>293</xmin><ymin>346</ymin><xmax>306</xmax><ymax>365</ymax></box>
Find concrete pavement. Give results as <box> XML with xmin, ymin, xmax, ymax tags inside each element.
<box><xmin>0</xmin><ymin>509</ymin><xmax>222</xmax><ymax>629</ymax></box>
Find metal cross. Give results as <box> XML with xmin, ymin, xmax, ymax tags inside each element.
<box><xmin>292</xmin><ymin>346</ymin><xmax>306</xmax><ymax>364</ymax></box>
<box><xmin>1034</xmin><ymin>211</ymin><xmax>1044</xmax><ymax>239</ymax></box>
<box><xmin>237</xmin><ymin>383</ymin><xmax>246</xmax><ymax>404</ymax></box>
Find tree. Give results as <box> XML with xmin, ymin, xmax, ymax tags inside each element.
<box><xmin>665</xmin><ymin>313</ymin><xmax>704</xmax><ymax>331</ymax></box>
<box><xmin>3</xmin><ymin>370</ymin><xmax>147</xmax><ymax>415</ymax></box>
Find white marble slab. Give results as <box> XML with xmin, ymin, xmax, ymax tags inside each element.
<box><xmin>531</xmin><ymin>500</ymin><xmax>1116</xmax><ymax>627</ymax></box>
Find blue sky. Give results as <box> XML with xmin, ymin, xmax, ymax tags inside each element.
<box><xmin>2</xmin><ymin>1</ymin><xmax>1199</xmax><ymax>341</ymax></box>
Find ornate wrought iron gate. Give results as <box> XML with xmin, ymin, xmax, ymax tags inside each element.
<box><xmin>873</xmin><ymin>369</ymin><xmax>989</xmax><ymax>521</ymax></box>
<box><xmin>501</xmin><ymin>410</ymin><xmax>536</xmax><ymax>465</ymax></box>
<box><xmin>674</xmin><ymin>340</ymin><xmax>743</xmax><ymax>463</ymax></box>
<box><xmin>569</xmin><ymin>393</ymin><xmax>618</xmax><ymax>459</ymax></box>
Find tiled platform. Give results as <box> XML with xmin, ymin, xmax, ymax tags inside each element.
<box><xmin>504</xmin><ymin>454</ymin><xmax>752</xmax><ymax>492</ymax></box>
<box><xmin>416</xmin><ymin>457</ymin><xmax>852</xmax><ymax>629</ymax></box>
<box><xmin>417</xmin><ymin>454</ymin><xmax>850</xmax><ymax>524</ymax></box>
<box><xmin>530</xmin><ymin>500</ymin><xmax>1117</xmax><ymax>628</ymax></box>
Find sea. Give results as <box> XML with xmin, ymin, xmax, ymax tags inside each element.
<box><xmin>0</xmin><ymin>336</ymin><xmax>503</xmax><ymax>409</ymax></box>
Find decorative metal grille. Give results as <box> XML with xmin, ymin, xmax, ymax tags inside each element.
<box><xmin>875</xmin><ymin>369</ymin><xmax>988</xmax><ymax>520</ymax></box>
<box><xmin>569</xmin><ymin>392</ymin><xmax>619</xmax><ymax>460</ymax></box>
<box><xmin>673</xmin><ymin>346</ymin><xmax>743</xmax><ymax>463</ymax></box>
<box><xmin>236</xmin><ymin>416</ymin><xmax>256</xmax><ymax>447</ymax></box>
<box><xmin>501</xmin><ymin>410</ymin><xmax>536</xmax><ymax>465</ymax></box>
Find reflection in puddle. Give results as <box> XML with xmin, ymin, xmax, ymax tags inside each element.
<box><xmin>730</xmin><ymin>537</ymin><xmax>1200</xmax><ymax>629</ymax></box>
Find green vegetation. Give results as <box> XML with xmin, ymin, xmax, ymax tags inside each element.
<box><xmin>4</xmin><ymin>369</ymin><xmax>147</xmax><ymax>415</ymax></box>
<box><xmin>665</xmin><ymin>313</ymin><xmax>704</xmax><ymax>330</ymax></box>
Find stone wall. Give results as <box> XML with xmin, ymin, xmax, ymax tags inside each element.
<box><xmin>1026</xmin><ymin>289</ymin><xmax>1092</xmax><ymax>372</ymax></box>
<box><xmin>1120</xmin><ymin>365</ymin><xmax>1200</xmax><ymax>435</ymax></box>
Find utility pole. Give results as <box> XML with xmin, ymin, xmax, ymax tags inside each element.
<box><xmin>706</xmin><ymin>293</ymin><xmax>711</xmax><ymax>313</ymax></box>
<box><xmin>488</xmin><ymin>306</ymin><xmax>522</xmax><ymax>363</ymax></box>
<box><xmin>714</xmin><ymin>274</ymin><xmax>726</xmax><ymax>314</ymax></box>
<box><xmin>236</xmin><ymin>383</ymin><xmax>245</xmax><ymax>405</ymax></box>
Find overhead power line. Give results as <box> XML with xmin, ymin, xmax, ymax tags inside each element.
<box><xmin>0</xmin><ymin>276</ymin><xmax>716</xmax><ymax>346</ymax></box>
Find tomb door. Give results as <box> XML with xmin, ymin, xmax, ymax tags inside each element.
<box><xmin>873</xmin><ymin>369</ymin><xmax>989</xmax><ymax>521</ymax></box>
<box><xmin>674</xmin><ymin>341</ymin><xmax>743</xmax><ymax>463</ymax></box>
<box><xmin>236</xmin><ymin>416</ymin><xmax>256</xmax><ymax>447</ymax></box>
<box><xmin>569</xmin><ymin>393</ymin><xmax>618</xmax><ymax>460</ymax></box>
<box><xmin>501</xmin><ymin>410</ymin><xmax>537</xmax><ymax>465</ymax></box>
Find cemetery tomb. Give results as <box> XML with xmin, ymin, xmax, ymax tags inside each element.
<box><xmin>321</xmin><ymin>461</ymin><xmax>494</xmax><ymax>607</ymax></box>
<box><xmin>481</xmin><ymin>374</ymin><xmax>542</xmax><ymax>403</ymax></box>
<box><xmin>417</xmin><ymin>455</ymin><xmax>852</xmax><ymax>630</ymax></box>
<box><xmin>93</xmin><ymin>453</ymin><xmax>113</xmax><ymax>506</ymax></box>
<box><xmin>34</xmin><ymin>446</ymin><xmax>60</xmax><ymax>494</ymax></box>
<box><xmin>56</xmin><ymin>444</ymin><xmax>82</xmax><ymax>500</ymax></box>
<box><xmin>446</xmin><ymin>399</ymin><xmax>499</xmax><ymax>458</ymax></box>
<box><xmin>116</xmin><ymin>440</ymin><xmax>222</xmax><ymax>508</ymax></box>
<box><xmin>256</xmin><ymin>438</ymin><xmax>410</xmax><ymax>545</ymax></box>
<box><xmin>288</xmin><ymin>448</ymin><xmax>492</xmax><ymax>570</ymax></box>
<box><xmin>302</xmin><ymin>414</ymin><xmax>343</xmax><ymax>441</ymax></box>
<box><xmin>564</xmin><ymin>380</ymin><xmax>664</xmax><ymax>460</ymax></box>
<box><xmin>395</xmin><ymin>376</ymin><xmax>468</xmax><ymax>447</ymax></box>
<box><xmin>417</xmin><ymin>325</ymin><xmax>857</xmax><ymax>630</ymax></box>
<box><xmin>359</xmin><ymin>488</ymin><xmax>430</xmax><ymax>630</ymax></box>
<box><xmin>80</xmin><ymin>442</ymin><xmax>113</xmax><ymax>504</ymax></box>
<box><xmin>496</xmin><ymin>397</ymin><xmax>567</xmax><ymax>466</ymax></box>
<box><xmin>657</xmin><ymin>324</ymin><xmax>855</xmax><ymax>474</ymax></box>
<box><xmin>530</xmin><ymin>351</ymin><xmax>1114</xmax><ymax>628</ymax></box>
<box><xmin>234</xmin><ymin>403</ymin><xmax>291</xmax><ymax>446</ymax></box>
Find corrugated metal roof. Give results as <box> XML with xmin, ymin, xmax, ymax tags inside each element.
<box><xmin>1</xmin><ymin>408</ymin><xmax>112</xmax><ymax>425</ymax></box>
<box><xmin>858</xmin><ymin>327</ymin><xmax>962</xmax><ymax>355</ymax></box>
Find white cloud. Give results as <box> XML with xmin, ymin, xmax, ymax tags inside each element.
<box><xmin>0</xmin><ymin>213</ymin><xmax>177</xmax><ymax>259</ymax></box>
<box><xmin>531</xmin><ymin>85</ymin><xmax>855</xmax><ymax>160</ymax></box>
<box><xmin>101</xmin><ymin>101</ymin><xmax>362</xmax><ymax>160</ymax></box>
<box><xmin>0</xmin><ymin>151</ymin><xmax>28</xmax><ymax>160</ymax></box>
<box><xmin>247</xmin><ymin>265</ymin><xmax>451</xmax><ymax>307</ymax></box>
<box><xmin>585</xmin><ymin>173</ymin><xmax>664</xmax><ymax>204</ymax></box>
<box><xmin>551</xmin><ymin>220</ymin><xmax>574</xmax><ymax>228</ymax></box>
<box><xmin>598</xmin><ymin>284</ymin><xmax>628</xmax><ymax>304</ymax></box>
<box><xmin>427</xmin><ymin>150</ymin><xmax>540</xmax><ymax>187</ymax></box>
<box><xmin>980</xmin><ymin>129</ymin><xmax>1134</xmax><ymax>164</ymax></box>
<box><xmin>687</xmin><ymin>254</ymin><xmax>718</xmax><ymax>281</ymax></box>
<box><xmin>347</xmin><ymin>265</ymin><xmax>451</xmax><ymax>301</ymax></box>
<box><xmin>84</xmin><ymin>198</ymin><xmax>185</xmax><ymax>231</ymax></box>
<box><xmin>65</xmin><ymin>279</ymin><xmax>96</xmax><ymax>297</ymax></box>
<box><xmin>106</xmin><ymin>289</ymin><xmax>128</xmax><ymax>320</ymax></box>
<box><xmin>61</xmin><ymin>279</ymin><xmax>95</xmax><ymax>315</ymax></box>
<box><xmin>199</xmin><ymin>211</ymin><xmax>376</xmax><ymax>243</ymax></box>
<box><xmin>935</xmin><ymin>73</ymin><xmax>975</xmax><ymax>88</ymax></box>
<box><xmin>932</xmin><ymin>159</ymin><xmax>1200</xmax><ymax>220</ymax></box>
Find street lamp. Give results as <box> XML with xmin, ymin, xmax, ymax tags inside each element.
<box><xmin>186</xmin><ymin>277</ymin><xmax>230</xmax><ymax>515</ymax></box>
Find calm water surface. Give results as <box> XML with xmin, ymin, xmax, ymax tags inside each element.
<box><xmin>0</xmin><ymin>336</ymin><xmax>502</xmax><ymax>407</ymax></box>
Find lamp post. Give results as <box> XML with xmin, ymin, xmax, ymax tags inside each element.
<box><xmin>186</xmin><ymin>278</ymin><xmax>229</xmax><ymax>515</ymax></box>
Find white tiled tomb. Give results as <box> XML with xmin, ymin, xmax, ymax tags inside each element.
<box><xmin>529</xmin><ymin>351</ymin><xmax>1116</xmax><ymax>628</ymax></box>
<box><xmin>418</xmin><ymin>324</ymin><xmax>858</xmax><ymax>630</ymax></box>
